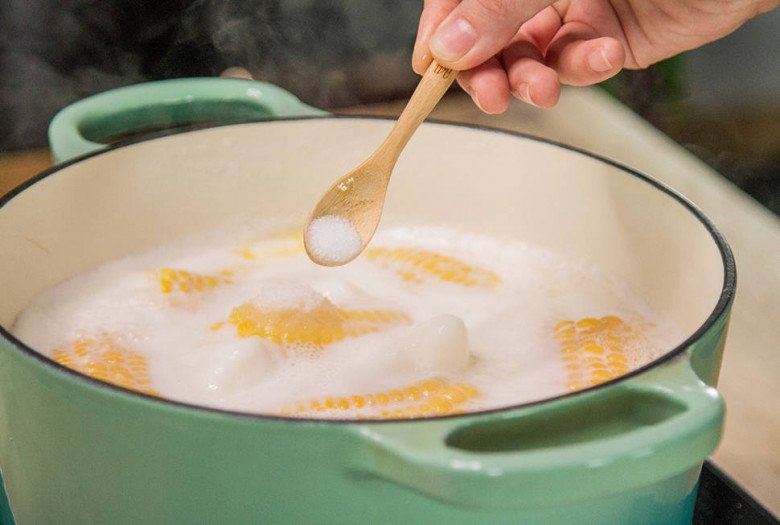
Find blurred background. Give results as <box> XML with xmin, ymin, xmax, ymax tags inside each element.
<box><xmin>1</xmin><ymin>0</ymin><xmax>778</xmax><ymax>214</ymax></box>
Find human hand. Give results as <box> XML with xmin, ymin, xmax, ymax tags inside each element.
<box><xmin>413</xmin><ymin>0</ymin><xmax>778</xmax><ymax>112</ymax></box>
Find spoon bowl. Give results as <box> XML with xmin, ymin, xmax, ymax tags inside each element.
<box><xmin>304</xmin><ymin>60</ymin><xmax>458</xmax><ymax>266</ymax></box>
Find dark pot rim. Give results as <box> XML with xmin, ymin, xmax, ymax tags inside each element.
<box><xmin>0</xmin><ymin>115</ymin><xmax>737</xmax><ymax>424</ymax></box>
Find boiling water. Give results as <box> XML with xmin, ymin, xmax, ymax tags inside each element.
<box><xmin>12</xmin><ymin>222</ymin><xmax>683</xmax><ymax>418</ymax></box>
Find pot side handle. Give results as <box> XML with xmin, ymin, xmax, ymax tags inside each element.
<box><xmin>48</xmin><ymin>78</ymin><xmax>327</xmax><ymax>163</ymax></box>
<box><xmin>353</xmin><ymin>355</ymin><xmax>723</xmax><ymax>511</ymax></box>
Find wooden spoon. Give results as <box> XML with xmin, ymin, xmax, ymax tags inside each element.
<box><xmin>304</xmin><ymin>60</ymin><xmax>458</xmax><ymax>266</ymax></box>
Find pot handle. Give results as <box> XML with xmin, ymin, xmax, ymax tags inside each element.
<box><xmin>48</xmin><ymin>77</ymin><xmax>327</xmax><ymax>163</ymax></box>
<box><xmin>353</xmin><ymin>355</ymin><xmax>723</xmax><ymax>510</ymax></box>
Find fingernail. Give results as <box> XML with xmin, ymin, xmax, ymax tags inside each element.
<box><xmin>429</xmin><ymin>17</ymin><xmax>478</xmax><ymax>62</ymax></box>
<box><xmin>588</xmin><ymin>48</ymin><xmax>613</xmax><ymax>72</ymax></box>
<box><xmin>473</xmin><ymin>93</ymin><xmax>487</xmax><ymax>113</ymax></box>
<box><xmin>461</xmin><ymin>84</ymin><xmax>486</xmax><ymax>112</ymax></box>
<box><xmin>514</xmin><ymin>83</ymin><xmax>537</xmax><ymax>107</ymax></box>
<box><xmin>413</xmin><ymin>52</ymin><xmax>430</xmax><ymax>74</ymax></box>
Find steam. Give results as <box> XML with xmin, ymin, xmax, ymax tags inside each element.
<box><xmin>0</xmin><ymin>1</ymin><xmax>422</xmax><ymax>150</ymax></box>
<box><xmin>172</xmin><ymin>1</ymin><xmax>421</xmax><ymax>107</ymax></box>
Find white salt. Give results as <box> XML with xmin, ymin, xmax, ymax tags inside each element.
<box><xmin>306</xmin><ymin>215</ymin><xmax>362</xmax><ymax>265</ymax></box>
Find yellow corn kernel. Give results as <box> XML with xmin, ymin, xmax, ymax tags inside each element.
<box><xmin>102</xmin><ymin>350</ymin><xmax>124</xmax><ymax>364</ymax></box>
<box><xmin>555</xmin><ymin>329</ymin><xmax>577</xmax><ymax>341</ymax></box>
<box><xmin>583</xmin><ymin>344</ymin><xmax>605</xmax><ymax>355</ymax></box>
<box><xmin>456</xmin><ymin>383</ymin><xmax>480</xmax><ymax>398</ymax></box>
<box><xmin>417</xmin><ymin>404</ymin><xmax>433</xmax><ymax>415</ymax></box>
<box><xmin>285</xmin><ymin>378</ymin><xmax>479</xmax><ymax>419</ymax></box>
<box><xmin>375</xmin><ymin>393</ymin><xmax>391</xmax><ymax>406</ymax></box>
<box><xmin>388</xmin><ymin>389</ymin><xmax>405</xmax><ymax>403</ymax></box>
<box><xmin>365</xmin><ymin>247</ymin><xmax>501</xmax><ymax>288</ymax></box>
<box><xmin>51</xmin><ymin>349</ymin><xmax>70</xmax><ymax>363</ymax></box>
<box><xmin>575</xmin><ymin>318</ymin><xmax>600</xmax><ymax>329</ymax></box>
<box><xmin>156</xmin><ymin>268</ymin><xmax>231</xmax><ymax>295</ymax></box>
<box><xmin>222</xmin><ymin>297</ymin><xmax>410</xmax><ymax>347</ymax></box>
<box><xmin>403</xmin><ymin>385</ymin><xmax>423</xmax><ymax>401</ymax></box>
<box><xmin>420</xmin><ymin>378</ymin><xmax>446</xmax><ymax>394</ymax></box>
<box><xmin>591</xmin><ymin>369</ymin><xmax>616</xmax><ymax>379</ymax></box>
<box><xmin>72</xmin><ymin>342</ymin><xmax>90</xmax><ymax>358</ymax></box>
<box><xmin>85</xmin><ymin>362</ymin><xmax>107</xmax><ymax>374</ymax></box>
<box><xmin>553</xmin><ymin>320</ymin><xmax>575</xmax><ymax>332</ymax></box>
<box><xmin>610</xmin><ymin>364</ymin><xmax>630</xmax><ymax>374</ymax></box>
<box><xmin>439</xmin><ymin>385</ymin><xmax>469</xmax><ymax>404</ymax></box>
<box><xmin>600</xmin><ymin>315</ymin><xmax>622</xmax><ymax>327</ymax></box>
<box><xmin>427</xmin><ymin>396</ymin><xmax>454</xmax><ymax>414</ymax></box>
<box><xmin>582</xmin><ymin>356</ymin><xmax>603</xmax><ymax>366</ymax></box>
<box><xmin>48</xmin><ymin>334</ymin><xmax>158</xmax><ymax>396</ymax></box>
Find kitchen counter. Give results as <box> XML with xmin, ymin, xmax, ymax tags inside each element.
<box><xmin>1</xmin><ymin>86</ymin><xmax>778</xmax><ymax>516</ymax></box>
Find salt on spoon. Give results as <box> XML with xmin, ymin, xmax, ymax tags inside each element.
<box><xmin>305</xmin><ymin>215</ymin><xmax>362</xmax><ymax>265</ymax></box>
<box><xmin>304</xmin><ymin>60</ymin><xmax>458</xmax><ymax>266</ymax></box>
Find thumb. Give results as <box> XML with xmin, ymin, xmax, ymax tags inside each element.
<box><xmin>429</xmin><ymin>0</ymin><xmax>554</xmax><ymax>70</ymax></box>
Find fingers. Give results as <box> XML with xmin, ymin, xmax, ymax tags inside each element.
<box><xmin>413</xmin><ymin>0</ymin><xmax>460</xmax><ymax>75</ymax></box>
<box><xmin>500</xmin><ymin>32</ymin><xmax>623</xmax><ymax>108</ymax></box>
<box><xmin>427</xmin><ymin>0</ymin><xmax>554</xmax><ymax>70</ymax></box>
<box><xmin>414</xmin><ymin>0</ymin><xmax>627</xmax><ymax>113</ymax></box>
<box><xmin>502</xmin><ymin>41</ymin><xmax>560</xmax><ymax>108</ymax></box>
<box><xmin>516</xmin><ymin>5</ymin><xmax>563</xmax><ymax>53</ymax></box>
<box><xmin>545</xmin><ymin>24</ymin><xmax>625</xmax><ymax>86</ymax></box>
<box><xmin>457</xmin><ymin>57</ymin><xmax>512</xmax><ymax>114</ymax></box>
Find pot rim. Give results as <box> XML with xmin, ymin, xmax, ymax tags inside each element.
<box><xmin>0</xmin><ymin>115</ymin><xmax>737</xmax><ymax>424</ymax></box>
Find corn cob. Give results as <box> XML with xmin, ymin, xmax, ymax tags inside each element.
<box><xmin>221</xmin><ymin>297</ymin><xmax>410</xmax><ymax>347</ymax></box>
<box><xmin>554</xmin><ymin>315</ymin><xmax>640</xmax><ymax>391</ymax></box>
<box><xmin>50</xmin><ymin>334</ymin><xmax>158</xmax><ymax>396</ymax></box>
<box><xmin>156</xmin><ymin>268</ymin><xmax>233</xmax><ymax>295</ymax></box>
<box><xmin>282</xmin><ymin>378</ymin><xmax>479</xmax><ymax>418</ymax></box>
<box><xmin>365</xmin><ymin>247</ymin><xmax>501</xmax><ymax>288</ymax></box>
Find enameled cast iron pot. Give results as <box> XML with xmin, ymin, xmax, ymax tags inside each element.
<box><xmin>0</xmin><ymin>79</ymin><xmax>735</xmax><ymax>524</ymax></box>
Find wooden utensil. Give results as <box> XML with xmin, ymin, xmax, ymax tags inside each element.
<box><xmin>304</xmin><ymin>60</ymin><xmax>458</xmax><ymax>266</ymax></box>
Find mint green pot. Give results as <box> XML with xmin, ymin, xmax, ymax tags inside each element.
<box><xmin>0</xmin><ymin>78</ymin><xmax>734</xmax><ymax>524</ymax></box>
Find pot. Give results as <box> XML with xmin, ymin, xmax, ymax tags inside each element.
<box><xmin>0</xmin><ymin>78</ymin><xmax>735</xmax><ymax>524</ymax></box>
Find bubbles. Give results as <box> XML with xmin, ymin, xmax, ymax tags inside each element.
<box><xmin>11</xmin><ymin>222</ymin><xmax>683</xmax><ymax>417</ymax></box>
<box><xmin>247</xmin><ymin>280</ymin><xmax>325</xmax><ymax>312</ymax></box>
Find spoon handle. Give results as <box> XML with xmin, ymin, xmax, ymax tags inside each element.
<box><xmin>379</xmin><ymin>60</ymin><xmax>458</xmax><ymax>161</ymax></box>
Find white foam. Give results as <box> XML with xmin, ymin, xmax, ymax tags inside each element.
<box><xmin>247</xmin><ymin>280</ymin><xmax>324</xmax><ymax>311</ymax></box>
<box><xmin>398</xmin><ymin>314</ymin><xmax>470</xmax><ymax>375</ymax></box>
<box><xmin>11</xmin><ymin>222</ymin><xmax>684</xmax><ymax>417</ymax></box>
